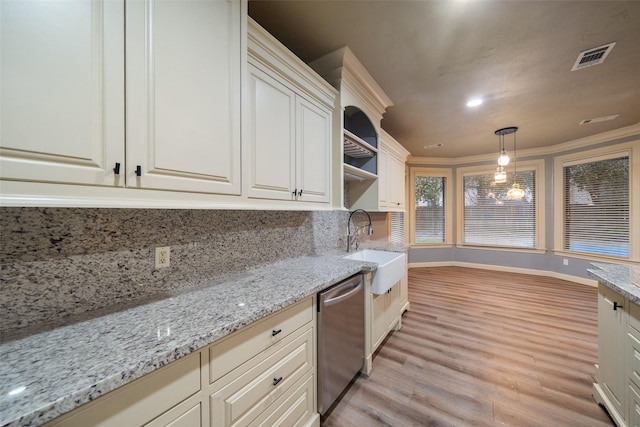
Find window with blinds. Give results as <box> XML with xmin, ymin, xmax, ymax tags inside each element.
<box><xmin>390</xmin><ymin>212</ymin><xmax>405</xmax><ymax>244</ymax></box>
<box><xmin>463</xmin><ymin>170</ymin><xmax>536</xmax><ymax>248</ymax></box>
<box><xmin>414</xmin><ymin>176</ymin><xmax>445</xmax><ymax>243</ymax></box>
<box><xmin>563</xmin><ymin>156</ymin><xmax>629</xmax><ymax>258</ymax></box>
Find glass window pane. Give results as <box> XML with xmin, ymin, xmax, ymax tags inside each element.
<box><xmin>463</xmin><ymin>170</ymin><xmax>536</xmax><ymax>248</ymax></box>
<box><xmin>414</xmin><ymin>176</ymin><xmax>445</xmax><ymax>243</ymax></box>
<box><xmin>564</xmin><ymin>156</ymin><xmax>629</xmax><ymax>257</ymax></box>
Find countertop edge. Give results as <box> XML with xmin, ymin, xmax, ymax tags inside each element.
<box><xmin>0</xmin><ymin>248</ymin><xmax>401</xmax><ymax>427</ymax></box>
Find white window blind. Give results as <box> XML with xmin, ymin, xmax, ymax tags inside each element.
<box><xmin>564</xmin><ymin>156</ymin><xmax>629</xmax><ymax>258</ymax></box>
<box><xmin>414</xmin><ymin>176</ymin><xmax>445</xmax><ymax>243</ymax></box>
<box><xmin>390</xmin><ymin>212</ymin><xmax>405</xmax><ymax>244</ymax></box>
<box><xmin>463</xmin><ymin>170</ymin><xmax>536</xmax><ymax>248</ymax></box>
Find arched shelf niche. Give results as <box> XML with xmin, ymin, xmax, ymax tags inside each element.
<box><xmin>343</xmin><ymin>106</ymin><xmax>378</xmax><ymax>176</ymax></box>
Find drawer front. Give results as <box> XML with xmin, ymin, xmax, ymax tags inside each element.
<box><xmin>249</xmin><ymin>374</ymin><xmax>315</xmax><ymax>427</ymax></box>
<box><xmin>630</xmin><ymin>382</ymin><xmax>640</xmax><ymax>427</ymax></box>
<box><xmin>210</xmin><ymin>328</ymin><xmax>313</xmax><ymax>427</ymax></box>
<box><xmin>630</xmin><ymin>331</ymin><xmax>640</xmax><ymax>389</ymax></box>
<box><xmin>46</xmin><ymin>352</ymin><xmax>201</xmax><ymax>427</ymax></box>
<box><xmin>631</xmin><ymin>300</ymin><xmax>640</xmax><ymax>334</ymax></box>
<box><xmin>210</xmin><ymin>298</ymin><xmax>313</xmax><ymax>383</ymax></box>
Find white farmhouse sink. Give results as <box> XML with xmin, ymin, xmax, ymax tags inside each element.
<box><xmin>343</xmin><ymin>250</ymin><xmax>406</xmax><ymax>295</ymax></box>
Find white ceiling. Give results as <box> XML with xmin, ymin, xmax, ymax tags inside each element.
<box><xmin>249</xmin><ymin>0</ymin><xmax>640</xmax><ymax>158</ymax></box>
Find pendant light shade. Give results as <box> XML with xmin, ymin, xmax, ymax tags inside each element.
<box><xmin>498</xmin><ymin>148</ymin><xmax>510</xmax><ymax>166</ymax></box>
<box><xmin>506</xmin><ymin>183</ymin><xmax>525</xmax><ymax>199</ymax></box>
<box><xmin>494</xmin><ymin>166</ymin><xmax>507</xmax><ymax>184</ymax></box>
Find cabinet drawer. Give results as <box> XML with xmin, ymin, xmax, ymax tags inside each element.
<box><xmin>210</xmin><ymin>328</ymin><xmax>313</xmax><ymax>427</ymax></box>
<box><xmin>45</xmin><ymin>352</ymin><xmax>201</xmax><ymax>427</ymax></box>
<box><xmin>210</xmin><ymin>298</ymin><xmax>313</xmax><ymax>383</ymax></box>
<box><xmin>630</xmin><ymin>300</ymin><xmax>640</xmax><ymax>334</ymax></box>
<box><xmin>630</xmin><ymin>332</ymin><xmax>640</xmax><ymax>389</ymax></box>
<box><xmin>249</xmin><ymin>374</ymin><xmax>315</xmax><ymax>427</ymax></box>
<box><xmin>145</xmin><ymin>401</ymin><xmax>201</xmax><ymax>427</ymax></box>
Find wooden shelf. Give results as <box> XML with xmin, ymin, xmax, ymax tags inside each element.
<box><xmin>343</xmin><ymin>163</ymin><xmax>377</xmax><ymax>182</ymax></box>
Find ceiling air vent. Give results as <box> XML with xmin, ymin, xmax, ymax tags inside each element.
<box><xmin>579</xmin><ymin>114</ymin><xmax>619</xmax><ymax>125</ymax></box>
<box><xmin>571</xmin><ymin>42</ymin><xmax>616</xmax><ymax>71</ymax></box>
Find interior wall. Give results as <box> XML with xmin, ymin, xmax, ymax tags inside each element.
<box><xmin>0</xmin><ymin>208</ymin><xmax>348</xmax><ymax>335</ymax></box>
<box><xmin>409</xmin><ymin>134</ymin><xmax>638</xmax><ymax>281</ymax></box>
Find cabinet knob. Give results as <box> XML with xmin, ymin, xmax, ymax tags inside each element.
<box><xmin>113</xmin><ymin>162</ymin><xmax>121</xmax><ymax>175</ymax></box>
<box><xmin>135</xmin><ymin>165</ymin><xmax>142</xmax><ymax>177</ymax></box>
<box><xmin>273</xmin><ymin>376</ymin><xmax>283</xmax><ymax>386</ymax></box>
<box><xmin>292</xmin><ymin>188</ymin><xmax>297</xmax><ymax>196</ymax></box>
<box><xmin>271</xmin><ymin>329</ymin><xmax>282</xmax><ymax>336</ymax></box>
<box><xmin>614</xmin><ymin>301</ymin><xmax>623</xmax><ymax>311</ymax></box>
<box><xmin>298</xmin><ymin>189</ymin><xmax>303</xmax><ymax>197</ymax></box>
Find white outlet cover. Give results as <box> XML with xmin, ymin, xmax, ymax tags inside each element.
<box><xmin>155</xmin><ymin>247</ymin><xmax>170</xmax><ymax>268</ymax></box>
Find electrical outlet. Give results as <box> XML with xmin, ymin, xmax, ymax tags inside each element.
<box><xmin>155</xmin><ymin>246</ymin><xmax>170</xmax><ymax>268</ymax></box>
<box><xmin>563</xmin><ymin>258</ymin><xmax>569</xmax><ymax>266</ymax></box>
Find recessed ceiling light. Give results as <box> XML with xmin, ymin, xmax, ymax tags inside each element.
<box><xmin>579</xmin><ymin>114</ymin><xmax>619</xmax><ymax>125</ymax></box>
<box><xmin>466</xmin><ymin>98</ymin><xmax>483</xmax><ymax>107</ymax></box>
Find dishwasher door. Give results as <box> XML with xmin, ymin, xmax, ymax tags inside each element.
<box><xmin>317</xmin><ymin>274</ymin><xmax>364</xmax><ymax>416</ymax></box>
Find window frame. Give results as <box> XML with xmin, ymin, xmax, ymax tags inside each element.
<box><xmin>456</xmin><ymin>159</ymin><xmax>546</xmax><ymax>251</ymax></box>
<box><xmin>409</xmin><ymin>167</ymin><xmax>453</xmax><ymax>246</ymax></box>
<box><xmin>553</xmin><ymin>141</ymin><xmax>639</xmax><ymax>262</ymax></box>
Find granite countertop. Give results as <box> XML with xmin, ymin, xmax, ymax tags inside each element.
<box><xmin>0</xmin><ymin>246</ymin><xmax>406</xmax><ymax>427</ymax></box>
<box><xmin>588</xmin><ymin>262</ymin><xmax>640</xmax><ymax>303</ymax></box>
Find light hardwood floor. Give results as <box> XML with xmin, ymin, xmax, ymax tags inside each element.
<box><xmin>322</xmin><ymin>266</ymin><xmax>614</xmax><ymax>427</ymax></box>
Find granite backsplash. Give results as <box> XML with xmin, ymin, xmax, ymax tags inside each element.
<box><xmin>0</xmin><ymin>208</ymin><xmax>349</xmax><ymax>336</ymax></box>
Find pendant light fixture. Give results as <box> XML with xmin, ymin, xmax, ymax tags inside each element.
<box><xmin>494</xmin><ymin>128</ymin><xmax>509</xmax><ymax>184</ymax></box>
<box><xmin>493</xmin><ymin>126</ymin><xmax>525</xmax><ymax>201</ymax></box>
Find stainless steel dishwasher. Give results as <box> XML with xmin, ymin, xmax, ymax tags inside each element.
<box><xmin>317</xmin><ymin>273</ymin><xmax>364</xmax><ymax>416</ymax></box>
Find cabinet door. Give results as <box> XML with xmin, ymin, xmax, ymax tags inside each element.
<box><xmin>371</xmin><ymin>292</ymin><xmax>388</xmax><ymax>350</ymax></box>
<box><xmin>377</xmin><ymin>149</ymin><xmax>388</xmax><ymax>208</ymax></box>
<box><xmin>598</xmin><ymin>284</ymin><xmax>626</xmax><ymax>420</ymax></box>
<box><xmin>387</xmin><ymin>282</ymin><xmax>401</xmax><ymax>331</ymax></box>
<box><xmin>0</xmin><ymin>0</ymin><xmax>124</xmax><ymax>187</ymax></box>
<box><xmin>246</xmin><ymin>66</ymin><xmax>296</xmax><ymax>201</ymax></box>
<box><xmin>126</xmin><ymin>0</ymin><xmax>241</xmax><ymax>194</ymax></box>
<box><xmin>387</xmin><ymin>155</ymin><xmax>406</xmax><ymax>210</ymax></box>
<box><xmin>296</xmin><ymin>97</ymin><xmax>330</xmax><ymax>203</ymax></box>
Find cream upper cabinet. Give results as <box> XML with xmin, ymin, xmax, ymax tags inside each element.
<box><xmin>296</xmin><ymin>97</ymin><xmax>331</xmax><ymax>203</ymax></box>
<box><xmin>0</xmin><ymin>0</ymin><xmax>125</xmax><ymax>187</ymax></box>
<box><xmin>379</xmin><ymin>130</ymin><xmax>408</xmax><ymax>212</ymax></box>
<box><xmin>125</xmin><ymin>0</ymin><xmax>241</xmax><ymax>194</ymax></box>
<box><xmin>246</xmin><ymin>18</ymin><xmax>336</xmax><ymax>206</ymax></box>
<box><xmin>246</xmin><ymin>65</ymin><xmax>296</xmax><ymax>201</ymax></box>
<box><xmin>1</xmin><ymin>0</ymin><xmax>243</xmax><ymax>201</ymax></box>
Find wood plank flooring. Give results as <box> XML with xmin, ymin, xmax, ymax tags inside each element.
<box><xmin>322</xmin><ymin>266</ymin><xmax>614</xmax><ymax>427</ymax></box>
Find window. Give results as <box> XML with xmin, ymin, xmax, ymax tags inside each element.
<box><xmin>564</xmin><ymin>156</ymin><xmax>629</xmax><ymax>258</ymax></box>
<box><xmin>410</xmin><ymin>167</ymin><xmax>452</xmax><ymax>245</ymax></box>
<box><xmin>457</xmin><ymin>160</ymin><xmax>544</xmax><ymax>250</ymax></box>
<box><xmin>390</xmin><ymin>212</ymin><xmax>405</xmax><ymax>244</ymax></box>
<box><xmin>554</xmin><ymin>142</ymin><xmax>638</xmax><ymax>262</ymax></box>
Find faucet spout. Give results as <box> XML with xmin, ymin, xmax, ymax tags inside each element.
<box><xmin>347</xmin><ymin>209</ymin><xmax>373</xmax><ymax>252</ymax></box>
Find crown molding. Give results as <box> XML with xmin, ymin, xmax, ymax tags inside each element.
<box><xmin>407</xmin><ymin>122</ymin><xmax>640</xmax><ymax>166</ymax></box>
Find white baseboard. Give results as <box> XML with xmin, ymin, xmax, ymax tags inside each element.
<box><xmin>408</xmin><ymin>261</ymin><xmax>598</xmax><ymax>287</ymax></box>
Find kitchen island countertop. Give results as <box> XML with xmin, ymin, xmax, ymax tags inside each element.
<box><xmin>0</xmin><ymin>246</ymin><xmax>405</xmax><ymax>427</ymax></box>
<box><xmin>588</xmin><ymin>262</ymin><xmax>640</xmax><ymax>303</ymax></box>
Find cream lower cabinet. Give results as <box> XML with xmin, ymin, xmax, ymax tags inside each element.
<box><xmin>593</xmin><ymin>283</ymin><xmax>640</xmax><ymax>427</ymax></box>
<box><xmin>363</xmin><ymin>273</ymin><xmax>403</xmax><ymax>375</ymax></box>
<box><xmin>1</xmin><ymin>0</ymin><xmax>242</xmax><ymax>198</ymax></box>
<box><xmin>44</xmin><ymin>297</ymin><xmax>319</xmax><ymax>427</ymax></box>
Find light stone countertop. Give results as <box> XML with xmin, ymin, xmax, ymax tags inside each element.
<box><xmin>588</xmin><ymin>262</ymin><xmax>640</xmax><ymax>303</ymax></box>
<box><xmin>0</xmin><ymin>248</ymin><xmax>406</xmax><ymax>427</ymax></box>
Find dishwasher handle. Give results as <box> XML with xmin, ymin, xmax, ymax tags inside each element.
<box><xmin>323</xmin><ymin>282</ymin><xmax>363</xmax><ymax>307</ymax></box>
